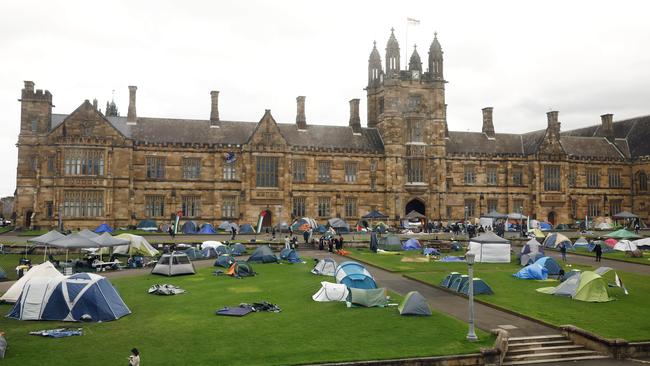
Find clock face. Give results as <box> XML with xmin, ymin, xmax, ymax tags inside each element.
<box><xmin>412</xmin><ymin>70</ymin><xmax>420</xmax><ymax>79</ymax></box>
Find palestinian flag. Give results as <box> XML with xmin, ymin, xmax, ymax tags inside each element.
<box><xmin>615</xmin><ymin>273</ymin><xmax>629</xmax><ymax>295</ymax></box>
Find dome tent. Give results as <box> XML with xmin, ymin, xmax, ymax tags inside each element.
<box><xmin>534</xmin><ymin>256</ymin><xmax>562</xmax><ymax>276</ymax></box>
<box><xmin>218</xmin><ymin>221</ymin><xmax>239</xmax><ymax>232</ymax></box>
<box><xmin>335</xmin><ymin>261</ymin><xmax>377</xmax><ymax>289</ymax></box>
<box><xmin>458</xmin><ymin>278</ymin><xmax>493</xmax><ymax>295</ymax></box>
<box><xmin>239</xmin><ymin>223</ymin><xmax>255</xmax><ymax>234</ymax></box>
<box><xmin>543</xmin><ymin>233</ymin><xmax>573</xmax><ymax>250</ymax></box>
<box><xmin>519</xmin><ymin>238</ymin><xmax>544</xmax><ymax>266</ymax></box>
<box><xmin>152</xmin><ymin>252</ymin><xmax>196</xmax><ymax>276</ymax></box>
<box><xmin>574</xmin><ymin>237</ymin><xmax>589</xmax><ymax>249</ymax></box>
<box><xmin>513</xmin><ymin>263</ymin><xmax>548</xmax><ymax>280</ymax></box>
<box><xmin>280</xmin><ymin>248</ymin><xmax>302</xmax><ymax>263</ymax></box>
<box><xmin>226</xmin><ymin>261</ymin><xmax>255</xmax><ymax>278</ymax></box>
<box><xmin>137</xmin><ymin>219</ymin><xmax>158</xmax><ymax>232</ymax></box>
<box><xmin>613</xmin><ymin>240</ymin><xmax>638</xmax><ymax>252</ymax></box>
<box><xmin>1</xmin><ymin>261</ymin><xmax>64</xmax><ymax>303</ymax></box>
<box><xmin>440</xmin><ymin>272</ymin><xmax>461</xmax><ymax>288</ymax></box>
<box><xmin>537</xmin><ymin>270</ymin><xmax>615</xmax><ymax>302</ymax></box>
<box><xmin>402</xmin><ymin>238</ymin><xmax>421</xmax><ymax>250</ymax></box>
<box><xmin>198</xmin><ymin>223</ymin><xmax>217</xmax><ymax>234</ymax></box>
<box><xmin>114</xmin><ymin>234</ymin><xmax>159</xmax><ymax>257</ymax></box>
<box><xmin>398</xmin><ymin>291</ymin><xmax>431</xmax><ymax>316</ymax></box>
<box><xmin>94</xmin><ymin>223</ymin><xmax>114</xmax><ymax>233</ymax></box>
<box><xmin>183</xmin><ymin>247</ymin><xmax>204</xmax><ymax>260</ymax></box>
<box><xmin>247</xmin><ymin>245</ymin><xmax>279</xmax><ymax>263</ymax></box>
<box><xmin>449</xmin><ymin>275</ymin><xmax>469</xmax><ymax>292</ymax></box>
<box><xmin>346</xmin><ymin>287</ymin><xmax>387</xmax><ymax>307</ymax></box>
<box><xmin>312</xmin><ymin>281</ymin><xmax>349</xmax><ymax>302</ymax></box>
<box><xmin>216</xmin><ymin>245</ymin><xmax>231</xmax><ymax>256</ymax></box>
<box><xmin>230</xmin><ymin>243</ymin><xmax>247</xmax><ymax>256</ymax></box>
<box><xmin>181</xmin><ymin>221</ymin><xmax>198</xmax><ymax>234</ymax></box>
<box><xmin>214</xmin><ymin>254</ymin><xmax>236</xmax><ymax>268</ymax></box>
<box><xmin>311</xmin><ymin>258</ymin><xmax>337</xmax><ymax>276</ymax></box>
<box><xmin>201</xmin><ymin>247</ymin><xmax>218</xmax><ymax>258</ymax></box>
<box><xmin>378</xmin><ymin>235</ymin><xmax>401</xmax><ymax>251</ymax></box>
<box><xmin>8</xmin><ymin>273</ymin><xmax>130</xmax><ymax>322</ymax></box>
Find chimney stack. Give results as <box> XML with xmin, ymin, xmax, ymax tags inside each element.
<box><xmin>24</xmin><ymin>81</ymin><xmax>35</xmax><ymax>93</ymax></box>
<box><xmin>296</xmin><ymin>96</ymin><xmax>306</xmax><ymax>130</ymax></box>
<box><xmin>481</xmin><ymin>107</ymin><xmax>495</xmax><ymax>138</ymax></box>
<box><xmin>349</xmin><ymin>98</ymin><xmax>361</xmax><ymax>134</ymax></box>
<box><xmin>546</xmin><ymin>110</ymin><xmax>561</xmax><ymax>138</ymax></box>
<box><xmin>210</xmin><ymin>91</ymin><xmax>220</xmax><ymax>128</ymax></box>
<box><xmin>601</xmin><ymin>113</ymin><xmax>614</xmax><ymax>141</ymax></box>
<box><xmin>126</xmin><ymin>85</ymin><xmax>137</xmax><ymax>125</ymax></box>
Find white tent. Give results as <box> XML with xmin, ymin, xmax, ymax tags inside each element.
<box><xmin>0</xmin><ymin>261</ymin><xmax>64</xmax><ymax>303</ymax></box>
<box><xmin>633</xmin><ymin>237</ymin><xmax>650</xmax><ymax>248</ymax></box>
<box><xmin>113</xmin><ymin>234</ymin><xmax>159</xmax><ymax>257</ymax></box>
<box><xmin>311</xmin><ymin>258</ymin><xmax>337</xmax><ymax>276</ymax></box>
<box><xmin>467</xmin><ymin>231</ymin><xmax>511</xmax><ymax>263</ymax></box>
<box><xmin>613</xmin><ymin>240</ymin><xmax>638</xmax><ymax>252</ymax></box>
<box><xmin>151</xmin><ymin>252</ymin><xmax>196</xmax><ymax>276</ymax></box>
<box><xmin>312</xmin><ymin>281</ymin><xmax>349</xmax><ymax>302</ymax></box>
<box><xmin>200</xmin><ymin>240</ymin><xmax>224</xmax><ymax>250</ymax></box>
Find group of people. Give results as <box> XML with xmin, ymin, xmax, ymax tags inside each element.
<box><xmin>317</xmin><ymin>234</ymin><xmax>345</xmax><ymax>252</ymax></box>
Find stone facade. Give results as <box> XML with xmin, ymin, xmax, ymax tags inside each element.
<box><xmin>13</xmin><ymin>30</ymin><xmax>650</xmax><ymax>230</ymax></box>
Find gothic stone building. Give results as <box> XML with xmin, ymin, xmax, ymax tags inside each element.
<box><xmin>14</xmin><ymin>30</ymin><xmax>650</xmax><ymax>230</ymax></box>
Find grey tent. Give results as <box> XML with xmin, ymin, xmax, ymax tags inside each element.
<box><xmin>377</xmin><ymin>235</ymin><xmax>401</xmax><ymax>251</ymax></box>
<box><xmin>405</xmin><ymin>210</ymin><xmax>426</xmax><ymax>220</ymax></box>
<box><xmin>362</xmin><ymin>210</ymin><xmax>389</xmax><ymax>219</ymax></box>
<box><xmin>152</xmin><ymin>252</ymin><xmax>196</xmax><ymax>276</ymax></box>
<box><xmin>327</xmin><ymin>218</ymin><xmax>350</xmax><ymax>233</ymax></box>
<box><xmin>214</xmin><ymin>254</ymin><xmax>236</xmax><ymax>268</ymax></box>
<box><xmin>459</xmin><ymin>278</ymin><xmax>494</xmax><ymax>295</ymax></box>
<box><xmin>247</xmin><ymin>245</ymin><xmax>279</xmax><ymax>263</ymax></box>
<box><xmin>28</xmin><ymin>230</ymin><xmax>65</xmax><ymax>245</ymax></box>
<box><xmin>311</xmin><ymin>258</ymin><xmax>337</xmax><ymax>276</ymax></box>
<box><xmin>90</xmin><ymin>232</ymin><xmax>130</xmax><ymax>247</ymax></box>
<box><xmin>612</xmin><ymin>211</ymin><xmax>638</xmax><ymax>219</ymax></box>
<box><xmin>78</xmin><ymin>229</ymin><xmax>100</xmax><ymax>239</ymax></box>
<box><xmin>231</xmin><ymin>243</ymin><xmax>247</xmax><ymax>256</ymax></box>
<box><xmin>183</xmin><ymin>247</ymin><xmax>205</xmax><ymax>260</ymax></box>
<box><xmin>398</xmin><ymin>291</ymin><xmax>431</xmax><ymax>316</ymax></box>
<box><xmin>440</xmin><ymin>272</ymin><xmax>461</xmax><ymax>288</ymax></box>
<box><xmin>346</xmin><ymin>287</ymin><xmax>388</xmax><ymax>308</ymax></box>
<box><xmin>49</xmin><ymin>232</ymin><xmax>99</xmax><ymax>249</ymax></box>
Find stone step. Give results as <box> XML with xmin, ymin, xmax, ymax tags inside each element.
<box><xmin>507</xmin><ymin>344</ymin><xmax>585</xmax><ymax>355</ymax></box>
<box><xmin>504</xmin><ymin>349</ymin><xmax>600</xmax><ymax>362</ymax></box>
<box><xmin>507</xmin><ymin>339</ymin><xmax>574</xmax><ymax>349</ymax></box>
<box><xmin>501</xmin><ymin>355</ymin><xmax>610</xmax><ymax>365</ymax></box>
<box><xmin>508</xmin><ymin>334</ymin><xmax>566</xmax><ymax>344</ymax></box>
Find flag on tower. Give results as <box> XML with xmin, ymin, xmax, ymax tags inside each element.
<box><xmin>407</xmin><ymin>17</ymin><xmax>420</xmax><ymax>25</ymax></box>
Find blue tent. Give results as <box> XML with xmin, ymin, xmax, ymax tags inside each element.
<box><xmin>402</xmin><ymin>238</ymin><xmax>421</xmax><ymax>250</ymax></box>
<box><xmin>315</xmin><ymin>225</ymin><xmax>328</xmax><ymax>234</ymax></box>
<box><xmin>335</xmin><ymin>261</ymin><xmax>377</xmax><ymax>289</ymax></box>
<box><xmin>247</xmin><ymin>245</ymin><xmax>279</xmax><ymax>263</ymax></box>
<box><xmin>423</xmin><ymin>247</ymin><xmax>440</xmax><ymax>256</ymax></box>
<box><xmin>440</xmin><ymin>272</ymin><xmax>461</xmax><ymax>287</ymax></box>
<box><xmin>214</xmin><ymin>254</ymin><xmax>236</xmax><ymax>268</ymax></box>
<box><xmin>137</xmin><ymin>219</ymin><xmax>158</xmax><ymax>231</ymax></box>
<box><xmin>201</xmin><ymin>247</ymin><xmax>218</xmax><ymax>258</ymax></box>
<box><xmin>439</xmin><ymin>256</ymin><xmax>464</xmax><ymax>262</ymax></box>
<box><xmin>94</xmin><ymin>223</ymin><xmax>114</xmax><ymax>233</ymax></box>
<box><xmin>539</xmin><ymin>222</ymin><xmax>553</xmax><ymax>230</ymax></box>
<box><xmin>9</xmin><ymin>273</ymin><xmax>130</xmax><ymax>322</ymax></box>
<box><xmin>181</xmin><ymin>221</ymin><xmax>198</xmax><ymax>234</ymax></box>
<box><xmin>513</xmin><ymin>263</ymin><xmax>548</xmax><ymax>280</ymax></box>
<box><xmin>449</xmin><ymin>275</ymin><xmax>469</xmax><ymax>292</ymax></box>
<box><xmin>198</xmin><ymin>223</ymin><xmax>217</xmax><ymax>234</ymax></box>
<box><xmin>588</xmin><ymin>242</ymin><xmax>614</xmax><ymax>253</ymax></box>
<box><xmin>231</xmin><ymin>243</ymin><xmax>247</xmax><ymax>256</ymax></box>
<box><xmin>216</xmin><ymin>245</ymin><xmax>231</xmax><ymax>256</ymax></box>
<box><xmin>459</xmin><ymin>278</ymin><xmax>493</xmax><ymax>295</ymax></box>
<box><xmin>239</xmin><ymin>223</ymin><xmax>255</xmax><ymax>234</ymax></box>
<box><xmin>451</xmin><ymin>241</ymin><xmax>462</xmax><ymax>251</ymax></box>
<box><xmin>534</xmin><ymin>256</ymin><xmax>562</xmax><ymax>276</ymax></box>
<box><xmin>280</xmin><ymin>248</ymin><xmax>302</xmax><ymax>263</ymax></box>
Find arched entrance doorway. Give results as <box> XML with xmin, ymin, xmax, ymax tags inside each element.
<box><xmin>547</xmin><ymin>211</ymin><xmax>556</xmax><ymax>226</ymax></box>
<box><xmin>405</xmin><ymin>199</ymin><xmax>425</xmax><ymax>216</ymax></box>
<box><xmin>262</xmin><ymin>209</ymin><xmax>272</xmax><ymax>229</ymax></box>
<box><xmin>24</xmin><ymin>210</ymin><xmax>33</xmax><ymax>228</ymax></box>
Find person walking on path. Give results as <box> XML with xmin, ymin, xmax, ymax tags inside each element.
<box><xmin>230</xmin><ymin>226</ymin><xmax>236</xmax><ymax>240</ymax></box>
<box><xmin>128</xmin><ymin>348</ymin><xmax>140</xmax><ymax>366</ymax></box>
<box><xmin>303</xmin><ymin>230</ymin><xmax>310</xmax><ymax>245</ymax></box>
<box><xmin>594</xmin><ymin>241</ymin><xmax>603</xmax><ymax>262</ymax></box>
<box><xmin>168</xmin><ymin>225</ymin><xmax>175</xmax><ymax>239</ymax></box>
<box><xmin>560</xmin><ymin>242</ymin><xmax>567</xmax><ymax>262</ymax></box>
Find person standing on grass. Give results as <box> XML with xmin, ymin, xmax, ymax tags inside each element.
<box><xmin>231</xmin><ymin>226</ymin><xmax>236</xmax><ymax>240</ymax></box>
<box><xmin>284</xmin><ymin>235</ymin><xmax>291</xmax><ymax>250</ymax></box>
<box><xmin>560</xmin><ymin>242</ymin><xmax>567</xmax><ymax>262</ymax></box>
<box><xmin>128</xmin><ymin>348</ymin><xmax>140</xmax><ymax>366</ymax></box>
<box><xmin>594</xmin><ymin>241</ymin><xmax>603</xmax><ymax>262</ymax></box>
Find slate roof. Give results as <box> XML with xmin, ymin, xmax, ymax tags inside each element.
<box><xmin>446</xmin><ymin>132</ymin><xmax>524</xmax><ymax>155</ymax></box>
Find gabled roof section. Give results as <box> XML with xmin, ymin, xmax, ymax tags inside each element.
<box><xmin>247</xmin><ymin>110</ymin><xmax>287</xmax><ymax>147</ymax></box>
<box><xmin>562</xmin><ymin>115</ymin><xmax>650</xmax><ymax>157</ymax></box>
<box><xmin>50</xmin><ymin>100</ymin><xmax>128</xmax><ymax>139</ymax></box>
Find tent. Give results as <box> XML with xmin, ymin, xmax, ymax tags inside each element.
<box><xmin>201</xmin><ymin>240</ymin><xmax>224</xmax><ymax>250</ymax></box>
<box><xmin>402</xmin><ymin>238</ymin><xmax>421</xmax><ymax>250</ymax></box>
<box><xmin>0</xmin><ymin>266</ymin><xmax>6</xmax><ymax>280</ymax></box>
<box><xmin>114</xmin><ymin>234</ymin><xmax>159</xmax><ymax>257</ymax></box>
<box><xmin>335</xmin><ymin>262</ymin><xmax>377</xmax><ymax>289</ymax></box>
<box><xmin>276</xmin><ymin>221</ymin><xmax>290</xmax><ymax>232</ymax></box>
<box><xmin>467</xmin><ymin>232</ymin><xmax>511</xmax><ymax>263</ymax></box>
<box><xmin>520</xmin><ymin>238</ymin><xmax>543</xmax><ymax>266</ymax></box>
<box><xmin>201</xmin><ymin>247</ymin><xmax>218</xmax><ymax>258</ymax></box>
<box><xmin>291</xmin><ymin>217</ymin><xmax>318</xmax><ymax>232</ymax></box>
<box><xmin>449</xmin><ymin>275</ymin><xmax>469</xmax><ymax>292</ymax></box>
<box><xmin>231</xmin><ymin>243</ymin><xmax>247</xmax><ymax>256</ymax></box>
<box><xmin>280</xmin><ymin>248</ymin><xmax>302</xmax><ymax>263</ymax></box>
<box><xmin>362</xmin><ymin>210</ymin><xmax>389</xmax><ymax>219</ymax></box>
<box><xmin>94</xmin><ymin>223</ymin><xmax>114</xmax><ymax>233</ymax></box>
<box><xmin>28</xmin><ymin>230</ymin><xmax>65</xmax><ymax>245</ymax></box>
<box><xmin>574</xmin><ymin>237</ymin><xmax>589</xmax><ymax>249</ymax></box>
<box><xmin>198</xmin><ymin>223</ymin><xmax>217</xmax><ymax>234</ymax></box>
<box><xmin>216</xmin><ymin>245</ymin><xmax>231</xmax><ymax>256</ymax></box>
<box><xmin>451</xmin><ymin>241</ymin><xmax>463</xmax><ymax>251</ymax></box>
<box><xmin>78</xmin><ymin>229</ymin><xmax>100</xmax><ymax>239</ymax></box>
<box><xmin>48</xmin><ymin>232</ymin><xmax>98</xmax><ymax>250</ymax></box>
<box><xmin>596</xmin><ymin>222</ymin><xmax>612</xmax><ymax>230</ymax></box>
<box><xmin>152</xmin><ymin>252</ymin><xmax>196</xmax><ymax>276</ymax></box>
<box><xmin>459</xmin><ymin>278</ymin><xmax>494</xmax><ymax>295</ymax></box>
<box><xmin>137</xmin><ymin>219</ymin><xmax>158</xmax><ymax>231</ymax></box>
<box><xmin>534</xmin><ymin>256</ymin><xmax>562</xmax><ymax>276</ymax></box>
<box><xmin>528</xmin><ymin>228</ymin><xmax>545</xmax><ymax>238</ymax></box>
<box><xmin>327</xmin><ymin>218</ymin><xmax>350</xmax><ymax>233</ymax></box>
<box><xmin>218</xmin><ymin>221</ymin><xmax>239</xmax><ymax>232</ymax></box>
<box><xmin>398</xmin><ymin>291</ymin><xmax>431</xmax><ymax>316</ymax></box>
<box><xmin>482</xmin><ymin>210</ymin><xmax>508</xmax><ymax>219</ymax></box>
<box><xmin>90</xmin><ymin>232</ymin><xmax>130</xmax><ymax>249</ymax></box>
<box><xmin>613</xmin><ymin>211</ymin><xmax>638</xmax><ymax>220</ymax></box>
<box><xmin>543</xmin><ymin>233</ymin><xmax>573</xmax><ymax>249</ymax></box>
<box><xmin>378</xmin><ymin>235</ymin><xmax>401</xmax><ymax>251</ymax></box>
<box><xmin>214</xmin><ymin>254</ymin><xmax>236</xmax><ymax>268</ymax></box>
<box><xmin>604</xmin><ymin>238</ymin><xmax>618</xmax><ymax>248</ymax></box>
<box><xmin>614</xmin><ymin>240</ymin><xmax>638</xmax><ymax>252</ymax></box>
<box><xmin>8</xmin><ymin>272</ymin><xmax>130</xmax><ymax>322</ymax></box>
<box><xmin>247</xmin><ymin>245</ymin><xmax>279</xmax><ymax>263</ymax></box>
<box><xmin>239</xmin><ymin>223</ymin><xmax>255</xmax><ymax>234</ymax></box>
<box><xmin>508</xmin><ymin>212</ymin><xmax>527</xmax><ymax>220</ymax></box>
<box><xmin>0</xmin><ymin>261</ymin><xmax>64</xmax><ymax>303</ymax></box>
<box><xmin>183</xmin><ymin>247</ymin><xmax>205</xmax><ymax>260</ymax></box>
<box><xmin>539</xmin><ymin>222</ymin><xmax>553</xmax><ymax>230</ymax></box>
<box><xmin>312</xmin><ymin>281</ymin><xmax>349</xmax><ymax>302</ymax></box>
<box><xmin>423</xmin><ymin>247</ymin><xmax>441</xmax><ymax>256</ymax></box>
<box><xmin>226</xmin><ymin>261</ymin><xmax>255</xmax><ymax>278</ymax></box>
<box><xmin>181</xmin><ymin>221</ymin><xmax>198</xmax><ymax>234</ymax></box>
<box><xmin>537</xmin><ymin>271</ymin><xmax>614</xmax><ymax>302</ymax></box>
<box><xmin>315</xmin><ymin>224</ymin><xmax>328</xmax><ymax>234</ymax></box>
<box><xmin>311</xmin><ymin>258</ymin><xmax>337</xmax><ymax>276</ymax></box>
<box><xmin>346</xmin><ymin>287</ymin><xmax>387</xmax><ymax>307</ymax></box>
<box><xmin>521</xmin><ymin>252</ymin><xmax>544</xmax><ymax>267</ymax></box>
<box><xmin>514</xmin><ymin>263</ymin><xmax>548</xmax><ymax>280</ymax></box>
<box><xmin>440</xmin><ymin>272</ymin><xmax>460</xmax><ymax>288</ymax></box>
<box><xmin>604</xmin><ymin>229</ymin><xmax>641</xmax><ymax>240</ymax></box>
<box><xmin>633</xmin><ymin>237</ymin><xmax>650</xmax><ymax>250</ymax></box>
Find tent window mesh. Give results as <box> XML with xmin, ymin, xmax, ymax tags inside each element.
<box><xmin>63</xmin><ymin>191</ymin><xmax>103</xmax><ymax>217</ymax></box>
<box><xmin>64</xmin><ymin>149</ymin><xmax>104</xmax><ymax>176</ymax></box>
<box><xmin>145</xmin><ymin>195</ymin><xmax>165</xmax><ymax>218</ymax></box>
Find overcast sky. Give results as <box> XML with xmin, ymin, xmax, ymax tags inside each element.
<box><xmin>1</xmin><ymin>0</ymin><xmax>649</xmax><ymax>197</ymax></box>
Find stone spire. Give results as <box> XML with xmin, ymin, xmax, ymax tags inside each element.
<box><xmin>408</xmin><ymin>45</ymin><xmax>422</xmax><ymax>72</ymax></box>
<box><xmin>428</xmin><ymin>32</ymin><xmax>444</xmax><ymax>79</ymax></box>
<box><xmin>126</xmin><ymin>85</ymin><xmax>137</xmax><ymax>125</ymax></box>
<box><xmin>368</xmin><ymin>41</ymin><xmax>383</xmax><ymax>87</ymax></box>
<box><xmin>385</xmin><ymin>28</ymin><xmax>401</xmax><ymax>76</ymax></box>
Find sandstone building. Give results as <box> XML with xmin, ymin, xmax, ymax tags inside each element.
<box><xmin>14</xmin><ymin>30</ymin><xmax>650</xmax><ymax>230</ymax></box>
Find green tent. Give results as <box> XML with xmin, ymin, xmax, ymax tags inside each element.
<box><xmin>346</xmin><ymin>287</ymin><xmax>387</xmax><ymax>307</ymax></box>
<box><xmin>573</xmin><ymin>271</ymin><xmax>613</xmax><ymax>302</ymax></box>
<box><xmin>398</xmin><ymin>291</ymin><xmax>431</xmax><ymax>316</ymax></box>
<box><xmin>603</xmin><ymin>229</ymin><xmax>641</xmax><ymax>240</ymax></box>
<box><xmin>377</xmin><ymin>235</ymin><xmax>401</xmax><ymax>251</ymax></box>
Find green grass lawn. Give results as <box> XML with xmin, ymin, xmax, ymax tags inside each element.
<box><xmin>0</xmin><ymin>254</ymin><xmax>46</xmax><ymax>280</ymax></box>
<box><xmin>345</xmin><ymin>249</ymin><xmax>650</xmax><ymax>341</ymax></box>
<box><xmin>568</xmin><ymin>247</ymin><xmax>650</xmax><ymax>265</ymax></box>
<box><xmin>0</xmin><ymin>260</ymin><xmax>493</xmax><ymax>365</ymax></box>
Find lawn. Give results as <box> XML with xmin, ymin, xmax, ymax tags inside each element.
<box><xmin>0</xmin><ymin>254</ymin><xmax>46</xmax><ymax>280</ymax></box>
<box><xmin>0</xmin><ymin>260</ymin><xmax>493</xmax><ymax>365</ymax></box>
<box><xmin>345</xmin><ymin>249</ymin><xmax>650</xmax><ymax>341</ymax></box>
<box><xmin>569</xmin><ymin>247</ymin><xmax>650</xmax><ymax>265</ymax></box>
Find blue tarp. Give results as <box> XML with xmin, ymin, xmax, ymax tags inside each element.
<box><xmin>534</xmin><ymin>256</ymin><xmax>562</xmax><ymax>276</ymax></box>
<box><xmin>280</xmin><ymin>248</ymin><xmax>302</xmax><ymax>263</ymax></box>
<box><xmin>513</xmin><ymin>263</ymin><xmax>548</xmax><ymax>280</ymax></box>
<box><xmin>94</xmin><ymin>223</ymin><xmax>114</xmax><ymax>233</ymax></box>
<box><xmin>198</xmin><ymin>223</ymin><xmax>217</xmax><ymax>234</ymax></box>
<box><xmin>423</xmin><ymin>248</ymin><xmax>441</xmax><ymax>256</ymax></box>
<box><xmin>402</xmin><ymin>238</ymin><xmax>421</xmax><ymax>250</ymax></box>
<box><xmin>439</xmin><ymin>256</ymin><xmax>464</xmax><ymax>262</ymax></box>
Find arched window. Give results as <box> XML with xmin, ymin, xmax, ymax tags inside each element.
<box><xmin>640</xmin><ymin>172</ymin><xmax>648</xmax><ymax>192</ymax></box>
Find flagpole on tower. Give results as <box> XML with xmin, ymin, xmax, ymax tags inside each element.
<box><xmin>406</xmin><ymin>18</ymin><xmax>421</xmax><ymax>64</ymax></box>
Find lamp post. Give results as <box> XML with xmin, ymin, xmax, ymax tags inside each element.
<box><xmin>464</xmin><ymin>206</ymin><xmax>468</xmax><ymax>235</ymax></box>
<box><xmin>519</xmin><ymin>206</ymin><xmax>524</xmax><ymax>237</ymax></box>
<box><xmin>466</xmin><ymin>252</ymin><xmax>478</xmax><ymax>342</ymax></box>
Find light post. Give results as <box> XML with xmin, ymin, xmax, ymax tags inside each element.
<box><xmin>519</xmin><ymin>206</ymin><xmax>524</xmax><ymax>237</ymax></box>
<box><xmin>466</xmin><ymin>252</ymin><xmax>478</xmax><ymax>342</ymax></box>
